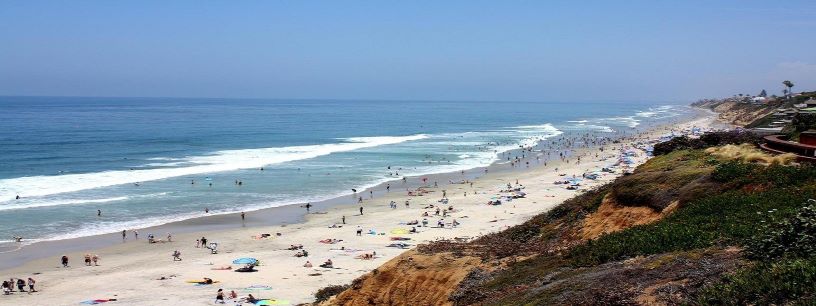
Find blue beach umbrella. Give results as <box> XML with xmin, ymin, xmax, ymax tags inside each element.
<box><xmin>233</xmin><ymin>257</ymin><xmax>258</xmax><ymax>265</ymax></box>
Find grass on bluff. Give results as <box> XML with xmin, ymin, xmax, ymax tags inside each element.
<box><xmin>611</xmin><ymin>149</ymin><xmax>717</xmax><ymax>210</ymax></box>
<box><xmin>569</xmin><ymin>159</ymin><xmax>816</xmax><ymax>267</ymax></box>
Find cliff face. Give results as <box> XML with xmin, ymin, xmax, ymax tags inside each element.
<box><xmin>692</xmin><ymin>100</ymin><xmax>777</xmax><ymax>126</ymax></box>
<box><xmin>325</xmin><ymin>251</ymin><xmax>483</xmax><ymax>306</ymax></box>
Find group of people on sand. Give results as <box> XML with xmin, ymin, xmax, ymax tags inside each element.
<box><xmin>214</xmin><ymin>288</ymin><xmax>258</xmax><ymax>304</ymax></box>
<box><xmin>2</xmin><ymin>277</ymin><xmax>35</xmax><ymax>295</ymax></box>
<box><xmin>83</xmin><ymin>254</ymin><xmax>100</xmax><ymax>266</ymax></box>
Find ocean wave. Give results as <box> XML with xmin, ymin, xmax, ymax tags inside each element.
<box><xmin>512</xmin><ymin>123</ymin><xmax>562</xmax><ymax>132</ymax></box>
<box><xmin>0</xmin><ymin>134</ymin><xmax>428</xmax><ymax>201</ymax></box>
<box><xmin>0</xmin><ymin>196</ymin><xmax>130</xmax><ymax>212</ymax></box>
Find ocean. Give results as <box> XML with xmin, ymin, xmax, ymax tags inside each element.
<box><xmin>0</xmin><ymin>96</ymin><xmax>692</xmax><ymax>248</ymax></box>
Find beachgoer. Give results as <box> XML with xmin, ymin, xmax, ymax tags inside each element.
<box><xmin>122</xmin><ymin>230</ymin><xmax>126</xmax><ymax>240</ymax></box>
<box><xmin>201</xmin><ymin>237</ymin><xmax>207</xmax><ymax>246</ymax></box>
<box><xmin>92</xmin><ymin>254</ymin><xmax>99</xmax><ymax>266</ymax></box>
<box><xmin>27</xmin><ymin>278</ymin><xmax>35</xmax><ymax>292</ymax></box>
<box><xmin>359</xmin><ymin>206</ymin><xmax>363</xmax><ymax>215</ymax></box>
<box><xmin>97</xmin><ymin>209</ymin><xmax>101</xmax><ymax>217</ymax></box>
<box><xmin>61</xmin><ymin>255</ymin><xmax>69</xmax><ymax>267</ymax></box>
<box><xmin>205</xmin><ymin>208</ymin><xmax>209</xmax><ymax>213</ymax></box>
<box><xmin>356</xmin><ymin>226</ymin><xmax>362</xmax><ymax>236</ymax></box>
<box><xmin>305</xmin><ymin>202</ymin><xmax>312</xmax><ymax>212</ymax></box>
<box><xmin>196</xmin><ymin>239</ymin><xmax>200</xmax><ymax>248</ymax></box>
<box><xmin>172</xmin><ymin>250</ymin><xmax>182</xmax><ymax>261</ymax></box>
<box><xmin>215</xmin><ymin>288</ymin><xmax>225</xmax><ymax>304</ymax></box>
<box><xmin>84</xmin><ymin>254</ymin><xmax>91</xmax><ymax>266</ymax></box>
<box><xmin>342</xmin><ymin>215</ymin><xmax>346</xmax><ymax>224</ymax></box>
<box><xmin>241</xmin><ymin>212</ymin><xmax>245</xmax><ymax>220</ymax></box>
<box><xmin>167</xmin><ymin>233</ymin><xmax>172</xmax><ymax>242</ymax></box>
<box><xmin>246</xmin><ymin>294</ymin><xmax>258</xmax><ymax>303</ymax></box>
<box><xmin>134</xmin><ymin>230</ymin><xmax>138</xmax><ymax>239</ymax></box>
<box><xmin>229</xmin><ymin>290</ymin><xmax>238</xmax><ymax>299</ymax></box>
<box><xmin>16</xmin><ymin>279</ymin><xmax>24</xmax><ymax>292</ymax></box>
<box><xmin>304</xmin><ymin>261</ymin><xmax>313</xmax><ymax>267</ymax></box>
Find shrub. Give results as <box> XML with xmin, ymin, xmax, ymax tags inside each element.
<box><xmin>314</xmin><ymin>284</ymin><xmax>350</xmax><ymax>303</ymax></box>
<box><xmin>652</xmin><ymin>130</ymin><xmax>760</xmax><ymax>156</ymax></box>
<box><xmin>746</xmin><ymin>201</ymin><xmax>816</xmax><ymax>260</ymax></box>
<box><xmin>693</xmin><ymin>258</ymin><xmax>816</xmax><ymax>305</ymax></box>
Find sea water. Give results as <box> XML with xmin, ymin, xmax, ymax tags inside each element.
<box><xmin>0</xmin><ymin>97</ymin><xmax>691</xmax><ymax>247</ymax></box>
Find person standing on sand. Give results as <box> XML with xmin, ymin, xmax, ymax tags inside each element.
<box><xmin>342</xmin><ymin>215</ymin><xmax>346</xmax><ymax>224</ymax></box>
<box><xmin>359</xmin><ymin>206</ymin><xmax>363</xmax><ymax>215</ymax></box>
<box><xmin>215</xmin><ymin>288</ymin><xmax>225</xmax><ymax>304</ymax></box>
<box><xmin>61</xmin><ymin>255</ymin><xmax>69</xmax><ymax>267</ymax></box>
<box><xmin>122</xmin><ymin>230</ymin><xmax>126</xmax><ymax>240</ymax></box>
<box><xmin>134</xmin><ymin>230</ymin><xmax>138</xmax><ymax>239</ymax></box>
<box><xmin>16</xmin><ymin>279</ymin><xmax>25</xmax><ymax>292</ymax></box>
<box><xmin>27</xmin><ymin>278</ymin><xmax>35</xmax><ymax>292</ymax></box>
<box><xmin>241</xmin><ymin>212</ymin><xmax>245</xmax><ymax>221</ymax></box>
<box><xmin>92</xmin><ymin>254</ymin><xmax>99</xmax><ymax>266</ymax></box>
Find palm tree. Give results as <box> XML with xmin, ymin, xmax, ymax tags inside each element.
<box><xmin>783</xmin><ymin>80</ymin><xmax>795</xmax><ymax>99</ymax></box>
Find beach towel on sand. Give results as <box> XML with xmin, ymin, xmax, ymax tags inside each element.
<box><xmin>80</xmin><ymin>299</ymin><xmax>117</xmax><ymax>305</ymax></box>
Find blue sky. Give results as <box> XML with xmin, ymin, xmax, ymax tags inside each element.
<box><xmin>1</xmin><ymin>1</ymin><xmax>814</xmax><ymax>102</ymax></box>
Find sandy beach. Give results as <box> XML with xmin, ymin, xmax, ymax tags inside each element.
<box><xmin>0</xmin><ymin>113</ymin><xmax>720</xmax><ymax>306</ymax></box>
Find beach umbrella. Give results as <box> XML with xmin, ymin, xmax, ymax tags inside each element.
<box><xmin>233</xmin><ymin>257</ymin><xmax>258</xmax><ymax>265</ymax></box>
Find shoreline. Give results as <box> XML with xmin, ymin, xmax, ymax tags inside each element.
<box><xmin>0</xmin><ymin>109</ymin><xmax>704</xmax><ymax>269</ymax></box>
<box><xmin>0</xmin><ymin>109</ymin><xmax>718</xmax><ymax>305</ymax></box>
<box><xmin>0</xmin><ymin>109</ymin><xmax>698</xmax><ymax>266</ymax></box>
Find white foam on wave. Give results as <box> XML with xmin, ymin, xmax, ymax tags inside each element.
<box><xmin>0</xmin><ymin>196</ymin><xmax>129</xmax><ymax>212</ymax></box>
<box><xmin>636</xmin><ymin>111</ymin><xmax>658</xmax><ymax>118</ymax></box>
<box><xmin>513</xmin><ymin>123</ymin><xmax>562</xmax><ymax>132</ymax></box>
<box><xmin>0</xmin><ymin>192</ymin><xmax>171</xmax><ymax>212</ymax></box>
<box><xmin>584</xmin><ymin>125</ymin><xmax>615</xmax><ymax>133</ymax></box>
<box><xmin>0</xmin><ymin>134</ymin><xmax>428</xmax><ymax>201</ymax></box>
